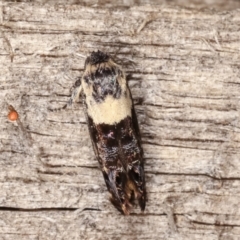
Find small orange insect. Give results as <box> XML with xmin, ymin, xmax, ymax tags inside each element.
<box><xmin>8</xmin><ymin>105</ymin><xmax>19</xmax><ymax>121</ymax></box>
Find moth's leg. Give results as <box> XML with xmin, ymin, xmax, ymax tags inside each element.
<box><xmin>49</xmin><ymin>78</ymin><xmax>82</xmax><ymax>111</ymax></box>
<box><xmin>63</xmin><ymin>82</ymin><xmax>82</xmax><ymax>109</ymax></box>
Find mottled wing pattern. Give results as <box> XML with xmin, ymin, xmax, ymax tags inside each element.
<box><xmin>81</xmin><ymin>50</ymin><xmax>146</xmax><ymax>214</ymax></box>
<box><xmin>85</xmin><ymin>114</ymin><xmax>145</xmax><ymax>215</ymax></box>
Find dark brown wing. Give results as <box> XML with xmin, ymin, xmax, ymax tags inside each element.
<box><xmin>81</xmin><ymin>83</ymin><xmax>146</xmax><ymax>214</ymax></box>
<box><xmin>118</xmin><ymin>108</ymin><xmax>146</xmax><ymax>212</ymax></box>
<box><xmin>85</xmin><ymin>114</ymin><xmax>131</xmax><ymax>214</ymax></box>
<box><xmin>85</xmin><ymin>110</ymin><xmax>146</xmax><ymax>214</ymax></box>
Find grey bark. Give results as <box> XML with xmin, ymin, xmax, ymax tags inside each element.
<box><xmin>1</xmin><ymin>1</ymin><xmax>240</xmax><ymax>239</ymax></box>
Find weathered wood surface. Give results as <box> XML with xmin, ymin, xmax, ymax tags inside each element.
<box><xmin>1</xmin><ymin>2</ymin><xmax>240</xmax><ymax>239</ymax></box>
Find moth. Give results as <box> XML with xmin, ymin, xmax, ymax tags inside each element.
<box><xmin>71</xmin><ymin>51</ymin><xmax>146</xmax><ymax>215</ymax></box>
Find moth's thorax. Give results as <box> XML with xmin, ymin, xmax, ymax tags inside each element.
<box><xmin>82</xmin><ymin>60</ymin><xmax>132</xmax><ymax>125</ymax></box>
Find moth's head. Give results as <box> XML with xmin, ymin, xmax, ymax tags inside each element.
<box><xmin>84</xmin><ymin>50</ymin><xmax>110</xmax><ymax>69</ymax></box>
<box><xmin>82</xmin><ymin>51</ymin><xmax>126</xmax><ymax>102</ymax></box>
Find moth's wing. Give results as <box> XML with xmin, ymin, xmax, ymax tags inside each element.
<box><xmin>83</xmin><ymin>111</ymin><xmax>132</xmax><ymax>215</ymax></box>
<box><xmin>128</xmin><ymin>157</ymin><xmax>146</xmax><ymax>211</ymax></box>
<box><xmin>81</xmin><ymin>95</ymin><xmax>99</xmax><ymax>157</ymax></box>
<box><xmin>128</xmin><ymin>107</ymin><xmax>146</xmax><ymax>211</ymax></box>
<box><xmin>102</xmin><ymin>167</ymin><xmax>132</xmax><ymax>215</ymax></box>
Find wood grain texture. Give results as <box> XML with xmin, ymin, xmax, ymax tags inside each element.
<box><xmin>1</xmin><ymin>1</ymin><xmax>240</xmax><ymax>239</ymax></box>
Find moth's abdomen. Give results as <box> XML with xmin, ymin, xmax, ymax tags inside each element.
<box><xmin>82</xmin><ymin>51</ymin><xmax>146</xmax><ymax>214</ymax></box>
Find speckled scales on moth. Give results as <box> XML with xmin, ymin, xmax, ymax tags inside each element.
<box><xmin>87</xmin><ymin>115</ymin><xmax>145</xmax><ymax>214</ymax></box>
<box><xmin>81</xmin><ymin>51</ymin><xmax>146</xmax><ymax>215</ymax></box>
<box><xmin>82</xmin><ymin>63</ymin><xmax>132</xmax><ymax>125</ymax></box>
